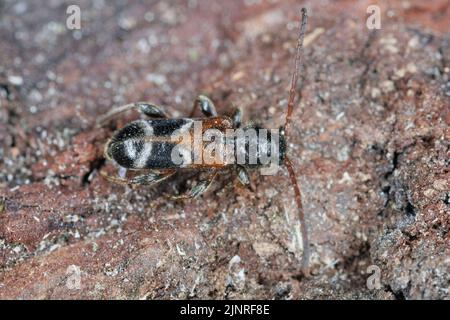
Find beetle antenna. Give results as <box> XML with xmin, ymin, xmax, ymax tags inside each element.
<box><xmin>282</xmin><ymin>8</ymin><xmax>310</xmax><ymax>275</ymax></box>
<box><xmin>285</xmin><ymin>155</ymin><xmax>310</xmax><ymax>276</ymax></box>
<box><xmin>284</xmin><ymin>8</ymin><xmax>308</xmax><ymax>137</ymax></box>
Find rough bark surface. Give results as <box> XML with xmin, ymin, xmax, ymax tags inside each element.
<box><xmin>0</xmin><ymin>0</ymin><xmax>449</xmax><ymax>299</ymax></box>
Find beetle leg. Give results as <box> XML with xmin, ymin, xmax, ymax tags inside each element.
<box><xmin>96</xmin><ymin>102</ymin><xmax>167</xmax><ymax>126</ymax></box>
<box><xmin>101</xmin><ymin>170</ymin><xmax>176</xmax><ymax>186</ymax></box>
<box><xmin>172</xmin><ymin>171</ymin><xmax>218</xmax><ymax>199</ymax></box>
<box><xmin>231</xmin><ymin>107</ymin><xmax>243</xmax><ymax>128</ymax></box>
<box><xmin>137</xmin><ymin>102</ymin><xmax>168</xmax><ymax>118</ymax></box>
<box><xmin>189</xmin><ymin>95</ymin><xmax>217</xmax><ymax>118</ymax></box>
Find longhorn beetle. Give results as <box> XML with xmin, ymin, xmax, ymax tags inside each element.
<box><xmin>98</xmin><ymin>9</ymin><xmax>310</xmax><ymax>274</ymax></box>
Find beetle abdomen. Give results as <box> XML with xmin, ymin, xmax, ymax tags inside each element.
<box><xmin>106</xmin><ymin>119</ymin><xmax>194</xmax><ymax>169</ymax></box>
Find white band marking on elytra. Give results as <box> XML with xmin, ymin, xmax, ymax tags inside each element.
<box><xmin>134</xmin><ymin>121</ymin><xmax>154</xmax><ymax>168</ymax></box>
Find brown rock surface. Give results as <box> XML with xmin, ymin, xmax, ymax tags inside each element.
<box><xmin>0</xmin><ymin>0</ymin><xmax>448</xmax><ymax>299</ymax></box>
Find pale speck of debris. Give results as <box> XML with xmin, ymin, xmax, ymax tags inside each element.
<box><xmin>381</xmin><ymin>80</ymin><xmax>395</xmax><ymax>93</ymax></box>
<box><xmin>13</xmin><ymin>2</ymin><xmax>28</xmax><ymax>14</ymax></box>
<box><xmin>338</xmin><ymin>172</ymin><xmax>352</xmax><ymax>184</ymax></box>
<box><xmin>336</xmin><ymin>145</ymin><xmax>350</xmax><ymax>162</ymax></box>
<box><xmin>229</xmin><ymin>255</ymin><xmax>241</xmax><ymax>267</ymax></box>
<box><xmin>118</xmin><ymin>16</ymin><xmax>137</xmax><ymax>30</ymax></box>
<box><xmin>176</xmin><ymin>244</ymin><xmax>186</xmax><ymax>256</ymax></box>
<box><xmin>8</xmin><ymin>75</ymin><xmax>23</xmax><ymax>86</ymax></box>
<box><xmin>304</xmin><ymin>27</ymin><xmax>325</xmax><ymax>47</ymax></box>
<box><xmin>13</xmin><ymin>246</ymin><xmax>21</xmax><ymax>254</ymax></box>
<box><xmin>145</xmin><ymin>73</ymin><xmax>167</xmax><ymax>86</ymax></box>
